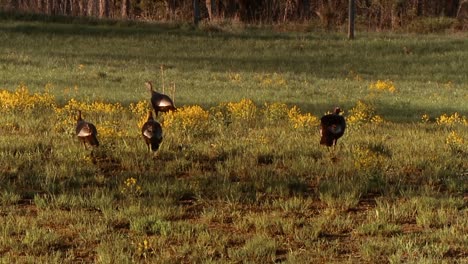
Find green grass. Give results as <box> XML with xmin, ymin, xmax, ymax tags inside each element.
<box><xmin>1</xmin><ymin>17</ymin><xmax>467</xmax><ymax>118</ymax></box>
<box><xmin>0</xmin><ymin>17</ymin><xmax>467</xmax><ymax>262</ymax></box>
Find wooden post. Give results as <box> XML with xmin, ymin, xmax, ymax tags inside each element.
<box><xmin>348</xmin><ymin>0</ymin><xmax>355</xmax><ymax>39</ymax></box>
<box><xmin>193</xmin><ymin>0</ymin><xmax>200</xmax><ymax>25</ymax></box>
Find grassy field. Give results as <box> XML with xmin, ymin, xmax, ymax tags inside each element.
<box><xmin>0</xmin><ymin>17</ymin><xmax>467</xmax><ymax>263</ymax></box>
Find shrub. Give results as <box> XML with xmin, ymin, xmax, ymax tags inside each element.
<box><xmin>0</xmin><ymin>84</ymin><xmax>55</xmax><ymax>112</ymax></box>
<box><xmin>163</xmin><ymin>105</ymin><xmax>210</xmax><ymax>137</ymax></box>
<box><xmin>287</xmin><ymin>106</ymin><xmax>319</xmax><ymax>130</ymax></box>
<box><xmin>406</xmin><ymin>17</ymin><xmax>457</xmax><ymax>33</ymax></box>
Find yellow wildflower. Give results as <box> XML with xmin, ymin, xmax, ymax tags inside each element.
<box><xmin>369</xmin><ymin>80</ymin><xmax>396</xmax><ymax>93</ymax></box>
<box><xmin>0</xmin><ymin>84</ymin><xmax>55</xmax><ymax>111</ymax></box>
<box><xmin>121</xmin><ymin>177</ymin><xmax>142</xmax><ymax>196</ymax></box>
<box><xmin>446</xmin><ymin>131</ymin><xmax>464</xmax><ymax>145</ymax></box>
<box><xmin>263</xmin><ymin>102</ymin><xmax>289</xmax><ymax>122</ymax></box>
<box><xmin>163</xmin><ymin>105</ymin><xmax>210</xmax><ymax>136</ymax></box>
<box><xmin>347</xmin><ymin>100</ymin><xmax>379</xmax><ymax>126</ymax></box>
<box><xmin>287</xmin><ymin>106</ymin><xmax>319</xmax><ymax>130</ymax></box>
<box><xmin>371</xmin><ymin>115</ymin><xmax>384</xmax><ymax>124</ymax></box>
<box><xmin>436</xmin><ymin>112</ymin><xmax>467</xmax><ymax>126</ymax></box>
<box><xmin>421</xmin><ymin>114</ymin><xmax>430</xmax><ymax>123</ymax></box>
<box><xmin>227</xmin><ymin>99</ymin><xmax>257</xmax><ymax>122</ymax></box>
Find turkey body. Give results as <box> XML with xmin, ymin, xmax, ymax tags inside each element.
<box><xmin>145</xmin><ymin>81</ymin><xmax>176</xmax><ymax>116</ymax></box>
<box><xmin>76</xmin><ymin>110</ymin><xmax>99</xmax><ymax>148</ymax></box>
<box><xmin>141</xmin><ymin>111</ymin><xmax>163</xmax><ymax>152</ymax></box>
<box><xmin>320</xmin><ymin>107</ymin><xmax>346</xmax><ymax>147</ymax></box>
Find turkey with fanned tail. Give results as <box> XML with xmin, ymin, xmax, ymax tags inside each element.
<box><xmin>320</xmin><ymin>107</ymin><xmax>346</xmax><ymax>147</ymax></box>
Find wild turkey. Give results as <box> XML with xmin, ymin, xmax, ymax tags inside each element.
<box><xmin>145</xmin><ymin>81</ymin><xmax>176</xmax><ymax>116</ymax></box>
<box><xmin>76</xmin><ymin>110</ymin><xmax>99</xmax><ymax>149</ymax></box>
<box><xmin>141</xmin><ymin>110</ymin><xmax>163</xmax><ymax>152</ymax></box>
<box><xmin>320</xmin><ymin>107</ymin><xmax>346</xmax><ymax>147</ymax></box>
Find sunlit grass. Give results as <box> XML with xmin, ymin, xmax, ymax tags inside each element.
<box><xmin>1</xmin><ymin>84</ymin><xmax>466</xmax><ymax>262</ymax></box>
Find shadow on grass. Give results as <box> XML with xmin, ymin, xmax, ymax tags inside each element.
<box><xmin>0</xmin><ymin>11</ymin><xmax>322</xmax><ymax>41</ymax></box>
<box><xmin>1</xmin><ymin>13</ymin><xmax>466</xmax><ymax>83</ymax></box>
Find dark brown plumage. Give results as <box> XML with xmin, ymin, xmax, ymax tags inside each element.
<box><xmin>141</xmin><ymin>110</ymin><xmax>163</xmax><ymax>152</ymax></box>
<box><xmin>145</xmin><ymin>81</ymin><xmax>176</xmax><ymax>116</ymax></box>
<box><xmin>76</xmin><ymin>110</ymin><xmax>99</xmax><ymax>149</ymax></box>
<box><xmin>320</xmin><ymin>107</ymin><xmax>346</xmax><ymax>147</ymax></box>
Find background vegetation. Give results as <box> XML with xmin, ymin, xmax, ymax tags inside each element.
<box><xmin>1</xmin><ymin>0</ymin><xmax>467</xmax><ymax>32</ymax></box>
<box><xmin>0</xmin><ymin>16</ymin><xmax>467</xmax><ymax>263</ymax></box>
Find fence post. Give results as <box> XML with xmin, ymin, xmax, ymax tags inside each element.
<box><xmin>348</xmin><ymin>0</ymin><xmax>356</xmax><ymax>39</ymax></box>
<box><xmin>194</xmin><ymin>0</ymin><xmax>200</xmax><ymax>25</ymax></box>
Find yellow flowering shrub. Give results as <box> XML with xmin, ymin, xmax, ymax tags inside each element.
<box><xmin>288</xmin><ymin>106</ymin><xmax>319</xmax><ymax>130</ymax></box>
<box><xmin>97</xmin><ymin>120</ymin><xmax>128</xmax><ymax>138</ymax></box>
<box><xmin>56</xmin><ymin>98</ymin><xmax>124</xmax><ymax>114</ymax></box>
<box><xmin>0</xmin><ymin>85</ymin><xmax>55</xmax><ymax>111</ymax></box>
<box><xmin>129</xmin><ymin>100</ymin><xmax>150</xmax><ymax>116</ymax></box>
<box><xmin>163</xmin><ymin>105</ymin><xmax>210</xmax><ymax>136</ymax></box>
<box><xmin>347</xmin><ymin>100</ymin><xmax>382</xmax><ymax>125</ymax></box>
<box><xmin>136</xmin><ymin>115</ymin><xmax>149</xmax><ymax>132</ymax></box>
<box><xmin>369</xmin><ymin>80</ymin><xmax>396</xmax><ymax>93</ymax></box>
<box><xmin>130</xmin><ymin>100</ymin><xmax>151</xmax><ymax>129</ymax></box>
<box><xmin>90</xmin><ymin>101</ymin><xmax>124</xmax><ymax>114</ymax></box>
<box><xmin>370</xmin><ymin>115</ymin><xmax>384</xmax><ymax>124</ymax></box>
<box><xmin>54</xmin><ymin>98</ymin><xmax>126</xmax><ymax>134</ymax></box>
<box><xmin>446</xmin><ymin>131</ymin><xmax>464</xmax><ymax>145</ymax></box>
<box><xmin>263</xmin><ymin>102</ymin><xmax>289</xmax><ymax>123</ymax></box>
<box><xmin>227</xmin><ymin>99</ymin><xmax>257</xmax><ymax>123</ymax></box>
<box><xmin>436</xmin><ymin>112</ymin><xmax>468</xmax><ymax>126</ymax></box>
<box><xmin>446</xmin><ymin>131</ymin><xmax>465</xmax><ymax>153</ymax></box>
<box><xmin>421</xmin><ymin>114</ymin><xmax>430</xmax><ymax>123</ymax></box>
